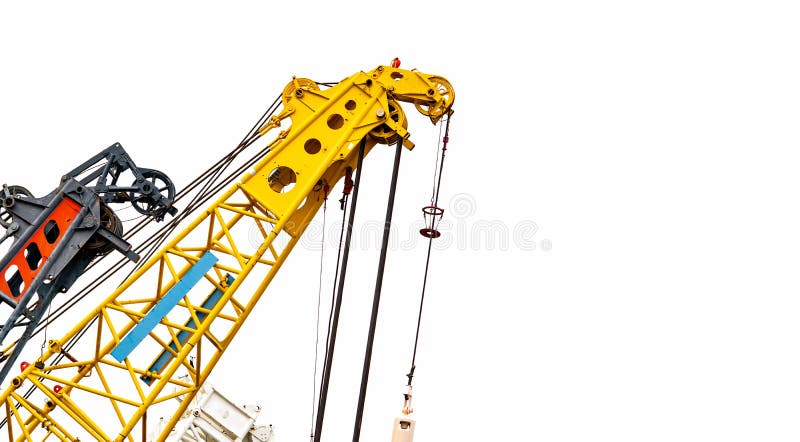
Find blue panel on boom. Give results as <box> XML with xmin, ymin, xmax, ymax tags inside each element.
<box><xmin>140</xmin><ymin>273</ymin><xmax>235</xmax><ymax>385</ymax></box>
<box><xmin>110</xmin><ymin>252</ymin><xmax>218</xmax><ymax>362</ymax></box>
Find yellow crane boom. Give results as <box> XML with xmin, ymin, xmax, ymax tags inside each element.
<box><xmin>0</xmin><ymin>64</ymin><xmax>453</xmax><ymax>441</ymax></box>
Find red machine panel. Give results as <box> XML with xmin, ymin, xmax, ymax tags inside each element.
<box><xmin>0</xmin><ymin>198</ymin><xmax>81</xmax><ymax>304</ymax></box>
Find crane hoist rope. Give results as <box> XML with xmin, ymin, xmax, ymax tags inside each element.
<box><xmin>309</xmin><ymin>166</ymin><xmax>354</xmax><ymax>442</ymax></box>
<box><xmin>412</xmin><ymin>111</ymin><xmax>452</xmax><ymax>378</ymax></box>
<box><xmin>313</xmin><ymin>139</ymin><xmax>367</xmax><ymax>442</ymax></box>
<box><xmin>309</xmin><ymin>190</ymin><xmax>328</xmax><ymax>440</ymax></box>
<box><xmin>388</xmin><ymin>111</ymin><xmax>452</xmax><ymax>442</ymax></box>
<box><xmin>0</xmin><ymin>63</ymin><xmax>454</xmax><ymax>441</ymax></box>
<box><xmin>352</xmin><ymin>136</ymin><xmax>405</xmax><ymax>442</ymax></box>
<box><xmin>308</xmin><ymin>168</ymin><xmax>365</xmax><ymax>441</ymax></box>
<box><xmin>407</xmin><ymin>111</ymin><xmax>452</xmax><ymax>412</ymax></box>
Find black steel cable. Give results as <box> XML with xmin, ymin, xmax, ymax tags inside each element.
<box><xmin>430</xmin><ymin>112</ymin><xmax>445</xmax><ymax>204</ymax></box>
<box><xmin>311</xmin><ymin>184</ymin><xmax>349</xmax><ymax>441</ymax></box>
<box><xmin>407</xmin><ymin>113</ymin><xmax>452</xmax><ymax>385</ymax></box>
<box><xmin>352</xmin><ymin>138</ymin><xmax>403</xmax><ymax>442</ymax></box>
<box><xmin>122</xmin><ymin>94</ymin><xmax>282</xmax><ymax>278</ymax></box>
<box><xmin>313</xmin><ymin>139</ymin><xmax>366</xmax><ymax>442</ymax></box>
<box><xmin>309</xmin><ymin>198</ymin><xmax>327</xmax><ymax>441</ymax></box>
<box><xmin>323</xmin><ymin>196</ymin><xmax>349</xmax><ymax>370</ymax></box>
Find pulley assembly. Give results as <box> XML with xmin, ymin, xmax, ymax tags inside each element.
<box><xmin>0</xmin><ymin>142</ymin><xmax>177</xmax><ymax>384</ymax></box>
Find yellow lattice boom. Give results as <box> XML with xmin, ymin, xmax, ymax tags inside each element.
<box><xmin>0</xmin><ymin>64</ymin><xmax>453</xmax><ymax>441</ymax></box>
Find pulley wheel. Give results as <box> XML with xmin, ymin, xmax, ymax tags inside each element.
<box><xmin>86</xmin><ymin>203</ymin><xmax>123</xmax><ymax>255</ymax></box>
<box><xmin>414</xmin><ymin>76</ymin><xmax>454</xmax><ymax>123</ymax></box>
<box><xmin>0</xmin><ymin>185</ymin><xmax>33</xmax><ymax>228</ymax></box>
<box><xmin>369</xmin><ymin>99</ymin><xmax>408</xmax><ymax>145</ymax></box>
<box><xmin>282</xmin><ymin>78</ymin><xmax>320</xmax><ymax>104</ymax></box>
<box><xmin>129</xmin><ymin>169</ymin><xmax>176</xmax><ymax>217</ymax></box>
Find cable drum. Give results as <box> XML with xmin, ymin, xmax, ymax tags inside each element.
<box><xmin>85</xmin><ymin>203</ymin><xmax>124</xmax><ymax>255</ymax></box>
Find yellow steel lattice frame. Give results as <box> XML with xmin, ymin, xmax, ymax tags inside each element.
<box><xmin>0</xmin><ymin>64</ymin><xmax>453</xmax><ymax>441</ymax></box>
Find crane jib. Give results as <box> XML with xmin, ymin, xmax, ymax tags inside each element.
<box><xmin>0</xmin><ymin>64</ymin><xmax>454</xmax><ymax>440</ymax></box>
<box><xmin>110</xmin><ymin>251</ymin><xmax>219</xmax><ymax>362</ymax></box>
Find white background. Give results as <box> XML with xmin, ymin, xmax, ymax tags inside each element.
<box><xmin>1</xmin><ymin>1</ymin><xmax>800</xmax><ymax>441</ymax></box>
